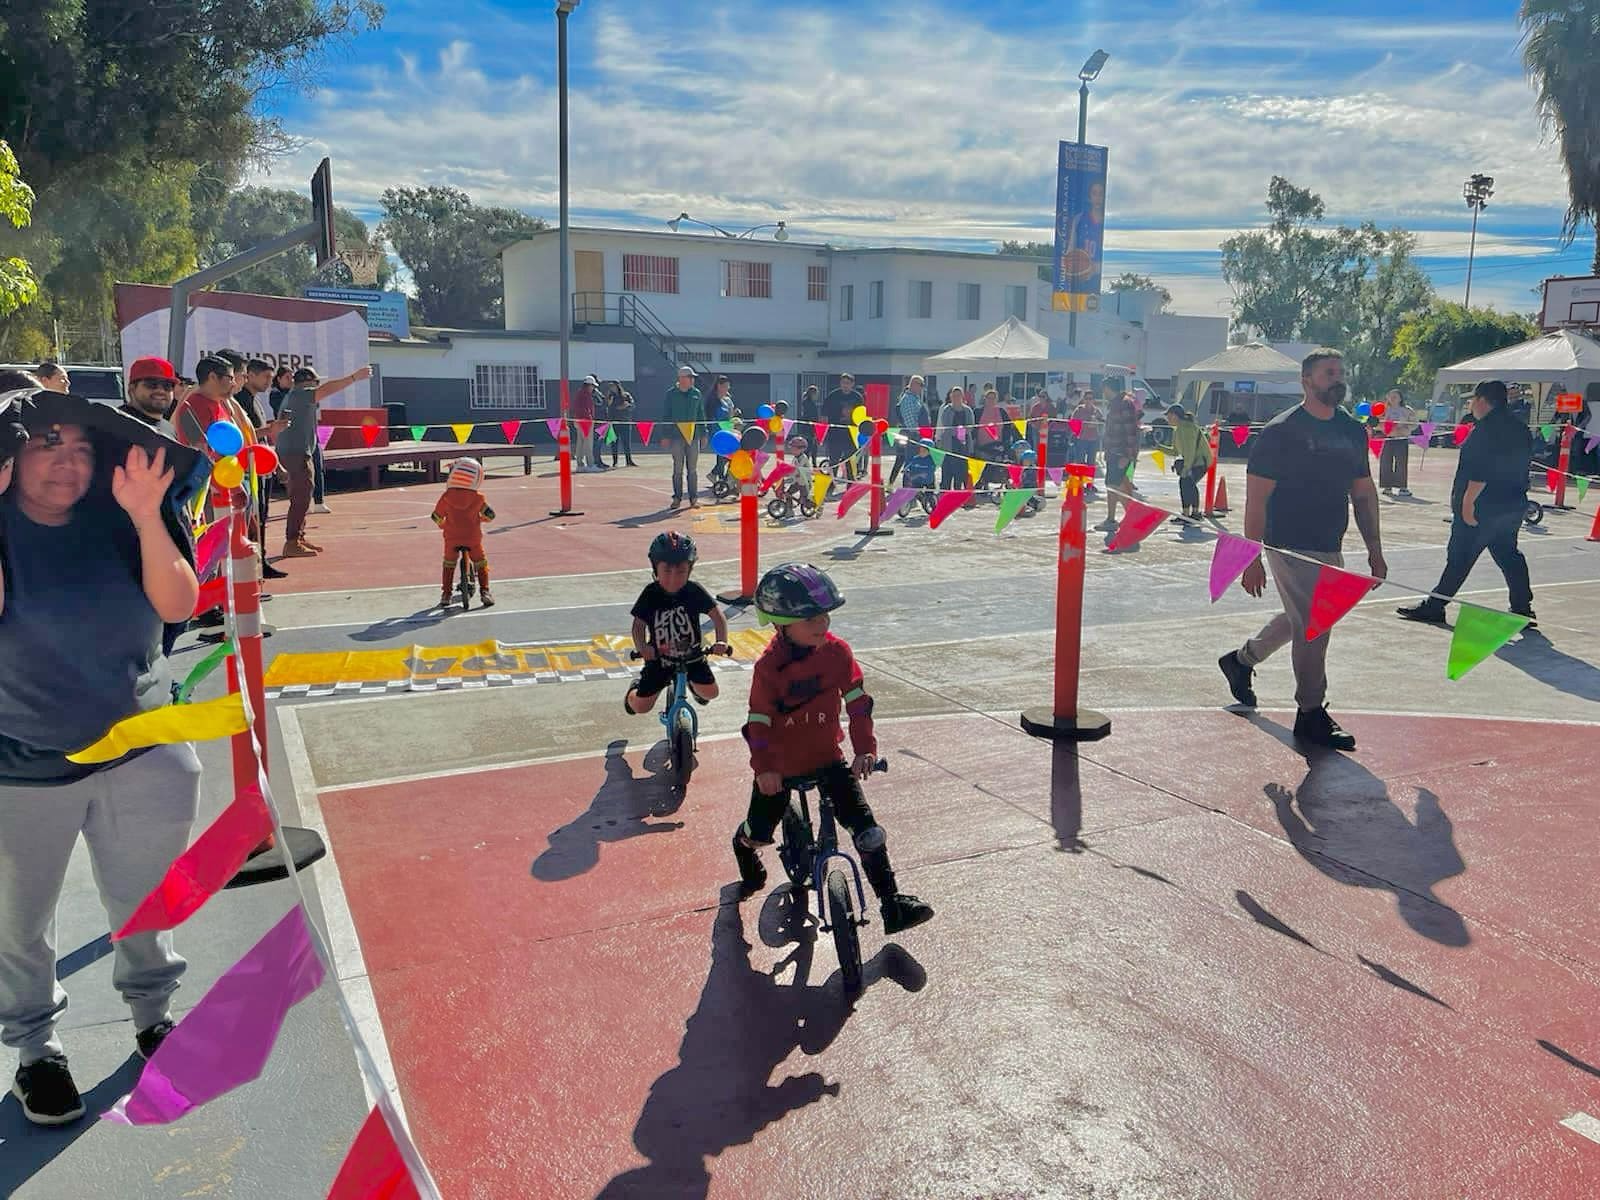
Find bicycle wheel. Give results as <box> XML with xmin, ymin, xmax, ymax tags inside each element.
<box><xmin>778</xmin><ymin>801</ymin><xmax>814</xmax><ymax>890</ymax></box>
<box><xmin>826</xmin><ymin>869</ymin><xmax>863</xmax><ymax>994</ymax></box>
<box><xmin>457</xmin><ymin>553</ymin><xmax>472</xmax><ymax>610</ymax></box>
<box><xmin>917</xmin><ymin>490</ymin><xmax>936</xmax><ymax>515</ymax></box>
<box><xmin>671</xmin><ymin>708</ymin><xmax>695</xmax><ymax>790</ymax></box>
<box><xmin>767</xmin><ymin>496</ymin><xmax>789</xmax><ymax>522</ymax></box>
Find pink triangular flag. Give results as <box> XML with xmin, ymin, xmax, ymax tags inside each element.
<box><xmin>753</xmin><ymin>449</ymin><xmax>769</xmax><ymax>471</ymax></box>
<box><xmin>501</xmin><ymin>420</ymin><xmax>521</xmax><ymax>443</ymax></box>
<box><xmin>1105</xmin><ymin>500</ymin><xmax>1166</xmax><ymax>551</ymax></box>
<box><xmin>1412</xmin><ymin>422</ymin><xmax>1434</xmax><ymax>447</ymax></box>
<box><xmin>1231</xmin><ymin>424</ymin><xmax>1250</xmax><ymax>448</ymax></box>
<box><xmin>316</xmin><ymin>425</ymin><xmax>336</xmax><ymax>451</ymax></box>
<box><xmin>1046</xmin><ymin>466</ymin><xmax>1065</xmax><ymax>485</ymax></box>
<box><xmin>1208</xmin><ymin>533</ymin><xmax>1262</xmax><ymax>602</ymax></box>
<box><xmin>781</xmin><ymin>419</ymin><xmax>794</xmax><ymax>438</ymax></box>
<box><xmin>577</xmin><ymin>418</ymin><xmax>592</xmax><ymax>440</ymax></box>
<box><xmin>195</xmin><ymin>517</ymin><xmax>232</xmax><ymax>580</ymax></box>
<box><xmin>1585</xmin><ymin>434</ymin><xmax>1599</xmax><ymax>454</ymax></box>
<box><xmin>191</xmin><ymin>576</ymin><xmax>228</xmax><ymax>619</ymax></box>
<box><xmin>1368</xmin><ymin>437</ymin><xmax>1383</xmax><ymax>458</ymax></box>
<box><xmin>1454</xmin><ymin>423</ymin><xmax>1472</xmax><ymax>446</ymax></box>
<box><xmin>1067</xmin><ymin>418</ymin><xmax>1084</xmax><ymax>437</ymax></box>
<box><xmin>881</xmin><ymin>486</ymin><xmax>919</xmax><ymax>520</ymax></box>
<box><xmin>327</xmin><ymin>1107</ymin><xmax>424</xmax><ymax>1200</ymax></box>
<box><xmin>104</xmin><ymin>906</ymin><xmax>325</xmax><ymax>1125</ymax></box>
<box><xmin>1546</xmin><ymin>468</ymin><xmax>1562</xmax><ymax>492</ymax></box>
<box><xmin>1305</xmin><ymin>563</ymin><xmax>1378</xmax><ymax>641</ymax></box>
<box><xmin>835</xmin><ymin>481</ymin><xmax>873</xmax><ymax>518</ymax></box>
<box><xmin>115</xmin><ymin>787</ymin><xmax>274</xmax><ymax>938</ymax></box>
<box><xmin>927</xmin><ymin>489</ymin><xmax>974</xmax><ymax>529</ymax></box>
<box><xmin>813</xmin><ymin>421</ymin><xmax>829</xmax><ymax>442</ymax></box>
<box><xmin>1383</xmin><ymin>420</ymin><xmax>1396</xmax><ymax>436</ymax></box>
<box><xmin>545</xmin><ymin>418</ymin><xmax>563</xmax><ymax>439</ymax></box>
<box><xmin>954</xmin><ymin>425</ymin><xmax>967</xmax><ymax>443</ymax></box>
<box><xmin>1007</xmin><ymin>463</ymin><xmax>1024</xmax><ymax>487</ymax></box>
<box><xmin>983</xmin><ymin>423</ymin><xmax>999</xmax><ymax>439</ymax></box>
<box><xmin>760</xmin><ymin>462</ymin><xmax>796</xmax><ymax>494</ymax></box>
<box><xmin>636</xmin><ymin>420</ymin><xmax>655</xmax><ymax>445</ymax></box>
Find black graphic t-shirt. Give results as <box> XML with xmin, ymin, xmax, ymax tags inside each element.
<box><xmin>630</xmin><ymin>581</ymin><xmax>717</xmax><ymax>657</ymax></box>
<box><xmin>1247</xmin><ymin>404</ymin><xmax>1370</xmax><ymax>552</ymax></box>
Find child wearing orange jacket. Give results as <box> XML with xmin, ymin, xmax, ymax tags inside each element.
<box><xmin>432</xmin><ymin>458</ymin><xmax>495</xmax><ymax>608</ymax></box>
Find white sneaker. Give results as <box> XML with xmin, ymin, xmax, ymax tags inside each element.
<box><xmin>312</xmin><ymin>502</ymin><xmax>331</xmax><ymax>514</ymax></box>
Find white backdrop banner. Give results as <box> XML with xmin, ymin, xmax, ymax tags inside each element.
<box><xmin>115</xmin><ymin>284</ymin><xmax>373</xmax><ymax>409</ymax></box>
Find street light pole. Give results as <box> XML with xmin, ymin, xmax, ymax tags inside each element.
<box><xmin>1462</xmin><ymin>172</ymin><xmax>1494</xmax><ymax>309</ymax></box>
<box><xmin>1068</xmin><ymin>50</ymin><xmax>1108</xmax><ymax>348</ymax></box>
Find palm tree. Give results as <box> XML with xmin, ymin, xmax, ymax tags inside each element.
<box><xmin>1521</xmin><ymin>1</ymin><xmax>1600</xmax><ymax>271</ymax></box>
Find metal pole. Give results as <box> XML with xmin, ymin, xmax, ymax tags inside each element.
<box><xmin>1464</xmin><ymin>203</ymin><xmax>1479</xmax><ymax>308</ymax></box>
<box><xmin>558</xmin><ymin>6</ymin><xmax>571</xmax><ymax>427</ymax></box>
<box><xmin>1068</xmin><ymin>81</ymin><xmax>1088</xmax><ymax>348</ymax></box>
<box><xmin>165</xmin><ymin>224</ymin><xmax>318</xmax><ymax>373</ymax></box>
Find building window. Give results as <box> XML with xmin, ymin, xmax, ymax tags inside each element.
<box><xmin>958</xmin><ymin>282</ymin><xmax>981</xmax><ymax>321</ymax></box>
<box><xmin>868</xmin><ymin>280</ymin><xmax>884</xmax><ymax>319</ymax></box>
<box><xmin>622</xmin><ymin>254</ymin><xmax>679</xmax><ymax>294</ymax></box>
<box><xmin>840</xmin><ymin>284</ymin><xmax>854</xmax><ymax>322</ymax></box>
<box><xmin>721</xmin><ymin>260</ymin><xmax>772</xmax><ymax>299</ymax></box>
<box><xmin>1006</xmin><ymin>285</ymin><xmax>1028</xmax><ymax>319</ymax></box>
<box><xmin>909</xmin><ymin>280</ymin><xmax>933</xmax><ymax>319</ymax></box>
<box><xmin>720</xmin><ymin>351</ymin><xmax>756</xmax><ymax>364</ymax></box>
<box><xmin>807</xmin><ymin>264</ymin><xmax>829</xmax><ymax>302</ymax></box>
<box><xmin>471</xmin><ymin>364</ymin><xmax>545</xmax><ymax>411</ymax></box>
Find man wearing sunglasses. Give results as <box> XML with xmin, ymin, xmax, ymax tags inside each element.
<box><xmin>122</xmin><ymin>357</ymin><xmax>179</xmax><ymax>438</ymax></box>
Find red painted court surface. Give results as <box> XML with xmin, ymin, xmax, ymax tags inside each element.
<box><xmin>320</xmin><ymin>712</ymin><xmax>1600</xmax><ymax>1199</ymax></box>
<box><xmin>262</xmin><ymin>462</ymin><xmax>777</xmax><ymax>593</ymax></box>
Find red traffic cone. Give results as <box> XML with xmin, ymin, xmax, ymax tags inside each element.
<box><xmin>1213</xmin><ymin>473</ymin><xmax>1231</xmax><ymax>513</ymax></box>
<box><xmin>1588</xmin><ymin>500</ymin><xmax>1600</xmax><ymax>542</ymax></box>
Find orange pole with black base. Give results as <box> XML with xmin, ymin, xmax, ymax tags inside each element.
<box><xmin>855</xmin><ymin>428</ymin><xmax>893</xmax><ymax>537</ymax></box>
<box><xmin>717</xmin><ymin>478</ymin><xmax>759</xmax><ymax>605</ymax></box>
<box><xmin>1020</xmin><ymin>462</ymin><xmax>1110</xmax><ymax>742</ymax></box>
<box><xmin>549</xmin><ymin>377</ymin><xmax>582</xmax><ymax>516</ymax></box>
<box><xmin>1553</xmin><ymin>423</ymin><xmax>1575</xmax><ymax>510</ymax></box>
<box><xmin>1203</xmin><ymin>421</ymin><xmax>1222</xmax><ymax>516</ymax></box>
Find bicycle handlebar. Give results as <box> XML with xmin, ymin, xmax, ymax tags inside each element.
<box><xmin>628</xmin><ymin>644</ymin><xmax>734</xmax><ymax>662</ymax></box>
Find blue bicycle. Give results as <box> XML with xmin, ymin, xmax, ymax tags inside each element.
<box><xmin>777</xmin><ymin>759</ymin><xmax>888</xmax><ymax>994</ymax></box>
<box><xmin>630</xmin><ymin>644</ymin><xmax>730</xmax><ymax>790</ymax></box>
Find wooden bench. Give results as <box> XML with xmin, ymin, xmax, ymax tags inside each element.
<box><xmin>323</xmin><ymin>442</ymin><xmax>539</xmax><ymax>489</ymax></box>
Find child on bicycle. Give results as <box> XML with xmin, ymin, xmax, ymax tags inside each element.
<box><xmin>625</xmin><ymin>531</ymin><xmax>732</xmax><ymax>714</ymax></box>
<box><xmin>733</xmin><ymin>563</ymin><xmax>934</xmax><ymax>934</ymax></box>
<box><xmin>432</xmin><ymin>458</ymin><xmax>496</xmax><ymax>608</ymax></box>
<box><xmin>902</xmin><ymin>438</ymin><xmax>936</xmax><ymax>492</ymax></box>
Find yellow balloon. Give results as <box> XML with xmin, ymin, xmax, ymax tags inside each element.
<box><xmin>767</xmin><ymin>414</ymin><xmax>784</xmax><ymax>434</ymax></box>
<box><xmin>211</xmin><ymin>456</ymin><xmax>246</xmax><ymax>489</ymax></box>
<box><xmin>851</xmin><ymin>405</ymin><xmax>868</xmax><ymax>426</ymax></box>
<box><xmin>729</xmin><ymin>449</ymin><xmax>755</xmax><ymax>481</ymax></box>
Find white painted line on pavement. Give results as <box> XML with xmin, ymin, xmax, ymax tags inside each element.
<box><xmin>279</xmin><ymin>707</ymin><xmax>409</xmax><ymax>1127</ymax></box>
<box><xmin>1560</xmin><ymin>1112</ymin><xmax>1600</xmax><ymax>1144</ymax></box>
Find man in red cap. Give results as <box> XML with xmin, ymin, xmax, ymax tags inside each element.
<box><xmin>122</xmin><ymin>357</ymin><xmax>179</xmax><ymax>438</ymax></box>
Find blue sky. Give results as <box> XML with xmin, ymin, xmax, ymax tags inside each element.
<box><xmin>256</xmin><ymin>0</ymin><xmax>1589</xmax><ymax>320</ymax></box>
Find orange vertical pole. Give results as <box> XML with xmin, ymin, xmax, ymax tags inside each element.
<box><xmin>1203</xmin><ymin>421</ymin><xmax>1222</xmax><ymax>516</ymax></box>
<box><xmin>856</xmin><ymin>428</ymin><xmax>892</xmax><ymax>536</ymax></box>
<box><xmin>223</xmin><ymin>489</ymin><xmax>273</xmax><ymax>852</ymax></box>
<box><xmin>549</xmin><ymin>378</ymin><xmax>582</xmax><ymax>516</ymax></box>
<box><xmin>1553</xmin><ymin>422</ymin><xmax>1575</xmax><ymax>509</ymax></box>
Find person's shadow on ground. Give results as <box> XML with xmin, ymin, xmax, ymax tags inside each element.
<box><xmin>595</xmin><ymin>883</ymin><xmax>925</xmax><ymax>1199</ymax></box>
<box><xmin>1494</xmin><ymin>629</ymin><xmax>1600</xmax><ymax>703</ymax></box>
<box><xmin>530</xmin><ymin>740</ymin><xmax>684</xmax><ymax>882</ymax></box>
<box><xmin>1260</xmin><ymin>735</ymin><xmax>1469</xmax><ymax>947</ymax></box>
<box><xmin>0</xmin><ymin>1056</ymin><xmax>143</xmax><ymax>1192</ymax></box>
<box><xmin>349</xmin><ymin>607</ymin><xmax>455</xmax><ymax>642</ymax></box>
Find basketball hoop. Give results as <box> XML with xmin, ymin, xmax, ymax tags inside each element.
<box><xmin>338</xmin><ymin>244</ymin><xmax>385</xmax><ymax>287</ymax></box>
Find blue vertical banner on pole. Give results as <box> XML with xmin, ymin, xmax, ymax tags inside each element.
<box><xmin>1052</xmin><ymin>141</ymin><xmax>1109</xmax><ymax>313</ymax></box>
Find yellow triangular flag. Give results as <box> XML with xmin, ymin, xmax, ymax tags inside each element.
<box><xmin>1013</xmin><ymin>418</ymin><xmax>1028</xmax><ymax>440</ymax></box>
<box><xmin>811</xmin><ymin>470</ymin><xmax>832</xmax><ymax>509</ymax></box>
<box><xmin>1152</xmin><ymin>449</ymin><xmax>1166</xmax><ymax>472</ymax></box>
<box><xmin>451</xmin><ymin>423</ymin><xmax>473</xmax><ymax>444</ymax></box>
<box><xmin>967</xmin><ymin>456</ymin><xmax>985</xmax><ymax>485</ymax></box>
<box><xmin>677</xmin><ymin>421</ymin><xmax>697</xmax><ymax>442</ymax></box>
<box><xmin>68</xmin><ymin>692</ymin><xmax>250</xmax><ymax>764</ymax></box>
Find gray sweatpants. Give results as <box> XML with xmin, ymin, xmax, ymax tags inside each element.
<box><xmin>0</xmin><ymin>742</ymin><xmax>201</xmax><ymax>1065</ymax></box>
<box><xmin>1239</xmin><ymin>549</ymin><xmax>1344</xmax><ymax>713</ymax></box>
<box><xmin>670</xmin><ymin>437</ymin><xmax>701</xmax><ymax>501</ymax></box>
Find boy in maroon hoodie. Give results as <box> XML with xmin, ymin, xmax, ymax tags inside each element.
<box><xmin>734</xmin><ymin>562</ymin><xmax>933</xmax><ymax>934</ymax></box>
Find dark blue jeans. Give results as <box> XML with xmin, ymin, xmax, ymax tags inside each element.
<box><xmin>1433</xmin><ymin>508</ymin><xmax>1532</xmax><ymax>611</ymax></box>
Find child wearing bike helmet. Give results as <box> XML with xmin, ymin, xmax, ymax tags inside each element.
<box><xmin>902</xmin><ymin>438</ymin><xmax>936</xmax><ymax>491</ymax></box>
<box><xmin>735</xmin><ymin>563</ymin><xmax>934</xmax><ymax>934</ymax></box>
<box><xmin>432</xmin><ymin>458</ymin><xmax>496</xmax><ymax>608</ymax></box>
<box><xmin>625</xmin><ymin>531</ymin><xmax>732</xmax><ymax>714</ymax></box>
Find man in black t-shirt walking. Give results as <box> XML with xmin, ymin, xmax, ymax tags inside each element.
<box><xmin>821</xmin><ymin>374</ymin><xmax>860</xmax><ymax>480</ymax></box>
<box><xmin>1217</xmin><ymin>349</ymin><xmax>1387</xmax><ymax>751</ymax></box>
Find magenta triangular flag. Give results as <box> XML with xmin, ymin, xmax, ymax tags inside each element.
<box><xmin>545</xmin><ymin>418</ymin><xmax>563</xmax><ymax>439</ymax></box>
<box><xmin>1304</xmin><ymin>563</ymin><xmax>1377</xmax><ymax>641</ymax></box>
<box><xmin>315</xmin><ymin>425</ymin><xmax>335</xmax><ymax>451</ymax></box>
<box><xmin>927</xmin><ymin>489</ymin><xmax>974</xmax><ymax>529</ymax></box>
<box><xmin>760</xmin><ymin>462</ymin><xmax>795</xmax><ymax>494</ymax></box>
<box><xmin>835</xmin><ymin>481</ymin><xmax>872</xmax><ymax>518</ymax></box>
<box><xmin>195</xmin><ymin>517</ymin><xmax>232</xmax><ymax>581</ymax></box>
<box><xmin>881</xmin><ymin>486</ymin><xmax>919</xmax><ymax>520</ymax></box>
<box><xmin>1208</xmin><ymin>533</ymin><xmax>1262</xmax><ymax>602</ymax></box>
<box><xmin>1105</xmin><ymin>500</ymin><xmax>1166</xmax><ymax>551</ymax></box>
<box><xmin>635</xmin><ymin>420</ymin><xmax>654</xmax><ymax>445</ymax></box>
<box><xmin>1046</xmin><ymin>466</ymin><xmax>1065</xmax><ymax>485</ymax></box>
<box><xmin>103</xmin><ymin>906</ymin><xmax>325</xmax><ymax>1126</ymax></box>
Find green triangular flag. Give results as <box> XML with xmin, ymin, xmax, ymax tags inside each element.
<box><xmin>886</xmin><ymin>426</ymin><xmax>900</xmax><ymax>446</ymax></box>
<box><xmin>605</xmin><ymin>424</ymin><xmax>617</xmax><ymax>445</ymax></box>
<box><xmin>994</xmin><ymin>489</ymin><xmax>1036</xmax><ymax>533</ymax></box>
<box><xmin>930</xmin><ymin>447</ymin><xmax>946</xmax><ymax>470</ymax></box>
<box><xmin>1540</xmin><ymin>424</ymin><xmax>1554</xmax><ymax>441</ymax></box>
<box><xmin>177</xmin><ymin>639</ymin><xmax>233</xmax><ymax>704</ymax></box>
<box><xmin>719</xmin><ymin>420</ymin><xmax>734</xmax><ymax>433</ymax></box>
<box><xmin>1446</xmin><ymin>603</ymin><xmax>1529</xmax><ymax>680</ymax></box>
<box><xmin>1578</xmin><ymin>476</ymin><xmax>1591</xmax><ymax>503</ymax></box>
<box><xmin>1126</xmin><ymin>460</ymin><xmax>1137</xmax><ymax>481</ymax></box>
<box><xmin>410</xmin><ymin>424</ymin><xmax>427</xmax><ymax>442</ymax></box>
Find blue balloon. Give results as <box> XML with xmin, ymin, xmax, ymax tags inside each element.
<box><xmin>205</xmin><ymin>420</ymin><xmax>245</xmax><ymax>456</ymax></box>
<box><xmin>857</xmin><ymin>427</ymin><xmax>872</xmax><ymax>447</ymax></box>
<box><xmin>711</xmin><ymin>429</ymin><xmax>740</xmax><ymax>456</ymax></box>
<box><xmin>1354</xmin><ymin>401</ymin><xmax>1372</xmax><ymax>417</ymax></box>
<box><xmin>756</xmin><ymin>404</ymin><xmax>775</xmax><ymax>420</ymax></box>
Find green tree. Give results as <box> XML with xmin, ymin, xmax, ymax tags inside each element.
<box><xmin>378</xmin><ymin>186</ymin><xmax>546</xmax><ymax>328</ymax></box>
<box><xmin>1390</xmin><ymin>302</ymin><xmax>1539</xmax><ymax>396</ymax></box>
<box><xmin>0</xmin><ymin>139</ymin><xmax>36</xmax><ymax>319</ymax></box>
<box><xmin>997</xmin><ymin>240</ymin><xmax>1052</xmax><ymax>256</ymax></box>
<box><xmin>204</xmin><ymin>187</ymin><xmax>392</xmax><ymax>295</ymax></box>
<box><xmin>1521</xmin><ymin>0</ymin><xmax>1600</xmax><ymax>272</ymax></box>
<box><xmin>1107</xmin><ymin>272</ymin><xmax>1171</xmax><ymax>310</ymax></box>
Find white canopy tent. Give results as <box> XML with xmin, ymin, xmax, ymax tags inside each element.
<box><xmin>1431</xmin><ymin>328</ymin><xmax>1600</xmax><ymax>402</ymax></box>
<box><xmin>1172</xmin><ymin>342</ymin><xmax>1302</xmax><ymax>422</ymax></box>
<box><xmin>922</xmin><ymin>316</ymin><xmax>1100</xmax><ymax>375</ymax></box>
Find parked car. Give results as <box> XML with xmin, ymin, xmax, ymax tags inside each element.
<box><xmin>0</xmin><ymin>363</ymin><xmax>124</xmax><ymax>402</ymax></box>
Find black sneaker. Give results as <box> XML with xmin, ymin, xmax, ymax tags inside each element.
<box><xmin>732</xmin><ymin>833</ymin><xmax>766</xmax><ymax>896</ymax></box>
<box><xmin>1512</xmin><ymin>606</ymin><xmax>1537</xmax><ymax>629</ymax></box>
<box><xmin>1396</xmin><ymin>602</ymin><xmax>1447</xmax><ymax>624</ymax></box>
<box><xmin>136</xmin><ymin>1019</ymin><xmax>176</xmax><ymax>1061</ymax></box>
<box><xmin>881</xmin><ymin>893</ymin><xmax>934</xmax><ymax>934</ymax></box>
<box><xmin>193</xmin><ymin>607</ymin><xmax>226</xmax><ymax>628</ymax></box>
<box><xmin>261</xmin><ymin>562</ymin><xmax>289</xmax><ymax>580</ymax></box>
<box><xmin>12</xmin><ymin>1056</ymin><xmax>85</xmax><ymax>1125</ymax></box>
<box><xmin>1294</xmin><ymin>706</ymin><xmax>1356</xmax><ymax>751</ymax></box>
<box><xmin>1218</xmin><ymin>651</ymin><xmax>1257</xmax><ymax>708</ymax></box>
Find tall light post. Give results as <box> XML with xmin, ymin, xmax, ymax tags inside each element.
<box><xmin>557</xmin><ymin>0</ymin><xmax>580</xmax><ymax>426</ymax></box>
<box><xmin>1462</xmin><ymin>173</ymin><xmax>1493</xmax><ymax>308</ymax></box>
<box><xmin>1069</xmin><ymin>49</ymin><xmax>1109</xmax><ymax>348</ymax></box>
<box><xmin>667</xmin><ymin>212</ymin><xmax>790</xmax><ymax>241</ymax></box>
